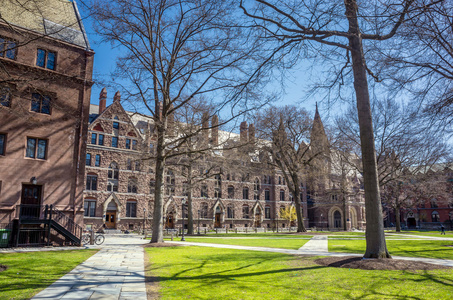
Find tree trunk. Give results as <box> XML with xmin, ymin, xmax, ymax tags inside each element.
<box><xmin>151</xmin><ymin>125</ymin><xmax>166</xmax><ymax>243</ymax></box>
<box><xmin>344</xmin><ymin>0</ymin><xmax>390</xmax><ymax>258</ymax></box>
<box><xmin>293</xmin><ymin>183</ymin><xmax>307</xmax><ymax>232</ymax></box>
<box><xmin>187</xmin><ymin>187</ymin><xmax>194</xmax><ymax>235</ymax></box>
<box><xmin>395</xmin><ymin>203</ymin><xmax>401</xmax><ymax>232</ymax></box>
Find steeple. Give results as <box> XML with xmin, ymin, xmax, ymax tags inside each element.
<box><xmin>310</xmin><ymin>102</ymin><xmax>329</xmax><ymax>149</ymax></box>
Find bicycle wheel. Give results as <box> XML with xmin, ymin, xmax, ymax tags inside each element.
<box><xmin>82</xmin><ymin>234</ymin><xmax>90</xmax><ymax>244</ymax></box>
<box><xmin>95</xmin><ymin>235</ymin><xmax>105</xmax><ymax>245</ymax></box>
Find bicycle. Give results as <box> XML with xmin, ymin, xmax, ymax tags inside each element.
<box><xmin>81</xmin><ymin>231</ymin><xmax>105</xmax><ymax>245</ymax></box>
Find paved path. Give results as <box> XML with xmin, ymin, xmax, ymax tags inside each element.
<box><xmin>31</xmin><ymin>235</ymin><xmax>148</xmax><ymax>300</ymax></box>
<box><xmin>298</xmin><ymin>235</ymin><xmax>328</xmax><ymax>252</ymax></box>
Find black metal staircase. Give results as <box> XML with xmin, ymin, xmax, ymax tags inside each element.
<box><xmin>15</xmin><ymin>204</ymin><xmax>82</xmax><ymax>247</ymax></box>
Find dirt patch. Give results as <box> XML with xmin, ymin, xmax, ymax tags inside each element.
<box><xmin>143</xmin><ymin>242</ymin><xmax>183</xmax><ymax>248</ymax></box>
<box><xmin>0</xmin><ymin>265</ymin><xmax>7</xmax><ymax>272</ymax></box>
<box><xmin>315</xmin><ymin>256</ymin><xmax>452</xmax><ymax>271</ymax></box>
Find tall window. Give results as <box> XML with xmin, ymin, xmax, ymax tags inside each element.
<box><xmin>86</xmin><ymin>175</ymin><xmax>97</xmax><ymax>190</ymax></box>
<box><xmin>31</xmin><ymin>93</ymin><xmax>51</xmax><ymax>114</ymax></box>
<box><xmin>126</xmin><ymin>201</ymin><xmax>137</xmax><ymax>217</ymax></box>
<box><xmin>227</xmin><ymin>205</ymin><xmax>235</xmax><ymax>218</ymax></box>
<box><xmin>242</xmin><ymin>205</ymin><xmax>250</xmax><ymax>219</ymax></box>
<box><xmin>135</xmin><ymin>161</ymin><xmax>141</xmax><ymax>171</ymax></box>
<box><xmin>228</xmin><ymin>186</ymin><xmax>234</xmax><ymax>199</ymax></box>
<box><xmin>26</xmin><ymin>137</ymin><xmax>47</xmax><ymax>159</ymax></box>
<box><xmin>86</xmin><ymin>153</ymin><xmax>91</xmax><ymax>166</ymax></box>
<box><xmin>0</xmin><ymin>37</ymin><xmax>17</xmax><ymax>59</ymax></box>
<box><xmin>132</xmin><ymin>140</ymin><xmax>137</xmax><ymax>150</ymax></box>
<box><xmin>432</xmin><ymin>211</ymin><xmax>440</xmax><ymax>222</ymax></box>
<box><xmin>265</xmin><ymin>206</ymin><xmax>271</xmax><ymax>219</ymax></box>
<box><xmin>214</xmin><ymin>175</ymin><xmax>221</xmax><ymax>198</ymax></box>
<box><xmin>126</xmin><ymin>138</ymin><xmax>131</xmax><ymax>149</ymax></box>
<box><xmin>278</xmin><ymin>176</ymin><xmax>282</xmax><ymax>185</ymax></box>
<box><xmin>243</xmin><ymin>187</ymin><xmax>249</xmax><ymax>200</ymax></box>
<box><xmin>201</xmin><ymin>185</ymin><xmax>208</xmax><ymax>198</ymax></box>
<box><xmin>166</xmin><ymin>170</ymin><xmax>175</xmax><ymax>195</ymax></box>
<box><xmin>98</xmin><ymin>134</ymin><xmax>104</xmax><ymax>145</ymax></box>
<box><xmin>36</xmin><ymin>49</ymin><xmax>56</xmax><ymax>70</ymax></box>
<box><xmin>0</xmin><ymin>86</ymin><xmax>11</xmax><ymax>107</ymax></box>
<box><xmin>128</xmin><ymin>178</ymin><xmax>138</xmax><ymax>193</ymax></box>
<box><xmin>265</xmin><ymin>189</ymin><xmax>270</xmax><ymax>201</ymax></box>
<box><xmin>280</xmin><ymin>190</ymin><xmax>285</xmax><ymax>201</ymax></box>
<box><xmin>91</xmin><ymin>133</ymin><xmax>97</xmax><ymax>144</ymax></box>
<box><xmin>0</xmin><ymin>134</ymin><xmax>5</xmax><ymax>156</ymax></box>
<box><xmin>200</xmin><ymin>202</ymin><xmax>208</xmax><ymax>218</ymax></box>
<box><xmin>95</xmin><ymin>154</ymin><xmax>101</xmax><ymax>167</ymax></box>
<box><xmin>127</xmin><ymin>159</ymin><xmax>132</xmax><ymax>170</ymax></box>
<box><xmin>254</xmin><ymin>178</ymin><xmax>260</xmax><ymax>200</ymax></box>
<box><xmin>113</xmin><ymin>120</ymin><xmax>119</xmax><ymax>130</ymax></box>
<box><xmin>111</xmin><ymin>137</ymin><xmax>118</xmax><ymax>148</ymax></box>
<box><xmin>431</xmin><ymin>199</ymin><xmax>438</xmax><ymax>208</ymax></box>
<box><xmin>107</xmin><ymin>162</ymin><xmax>119</xmax><ymax>192</ymax></box>
<box><xmin>84</xmin><ymin>200</ymin><xmax>96</xmax><ymax>217</ymax></box>
<box><xmin>149</xmin><ymin>180</ymin><xmax>156</xmax><ymax>194</ymax></box>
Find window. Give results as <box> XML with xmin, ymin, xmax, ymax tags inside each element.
<box><xmin>108</xmin><ymin>162</ymin><xmax>119</xmax><ymax>192</ymax></box>
<box><xmin>135</xmin><ymin>161</ymin><xmax>141</xmax><ymax>171</ymax></box>
<box><xmin>278</xmin><ymin>176</ymin><xmax>282</xmax><ymax>185</ymax></box>
<box><xmin>111</xmin><ymin>137</ymin><xmax>118</xmax><ymax>148</ymax></box>
<box><xmin>243</xmin><ymin>187</ymin><xmax>249</xmax><ymax>200</ymax></box>
<box><xmin>86</xmin><ymin>175</ymin><xmax>97</xmax><ymax>190</ymax></box>
<box><xmin>265</xmin><ymin>189</ymin><xmax>270</xmax><ymax>201</ymax></box>
<box><xmin>126</xmin><ymin>201</ymin><xmax>137</xmax><ymax>217</ymax></box>
<box><xmin>132</xmin><ymin>140</ymin><xmax>137</xmax><ymax>150</ymax></box>
<box><xmin>127</xmin><ymin>159</ymin><xmax>132</xmax><ymax>170</ymax></box>
<box><xmin>26</xmin><ymin>137</ymin><xmax>47</xmax><ymax>159</ymax></box>
<box><xmin>228</xmin><ymin>186</ymin><xmax>234</xmax><ymax>199</ymax></box>
<box><xmin>432</xmin><ymin>211</ymin><xmax>440</xmax><ymax>222</ymax></box>
<box><xmin>128</xmin><ymin>178</ymin><xmax>138</xmax><ymax>193</ymax></box>
<box><xmin>113</xmin><ymin>121</ymin><xmax>119</xmax><ymax>130</ymax></box>
<box><xmin>431</xmin><ymin>199</ymin><xmax>438</xmax><ymax>208</ymax></box>
<box><xmin>150</xmin><ymin>180</ymin><xmax>155</xmax><ymax>194</ymax></box>
<box><xmin>95</xmin><ymin>154</ymin><xmax>101</xmax><ymax>167</ymax></box>
<box><xmin>86</xmin><ymin>153</ymin><xmax>91</xmax><ymax>166</ymax></box>
<box><xmin>227</xmin><ymin>205</ymin><xmax>234</xmax><ymax>218</ymax></box>
<box><xmin>280</xmin><ymin>190</ymin><xmax>285</xmax><ymax>201</ymax></box>
<box><xmin>36</xmin><ymin>49</ymin><xmax>56</xmax><ymax>70</ymax></box>
<box><xmin>242</xmin><ymin>205</ymin><xmax>250</xmax><ymax>219</ymax></box>
<box><xmin>166</xmin><ymin>170</ymin><xmax>175</xmax><ymax>195</ymax></box>
<box><xmin>0</xmin><ymin>134</ymin><xmax>5</xmax><ymax>156</ymax></box>
<box><xmin>0</xmin><ymin>37</ymin><xmax>17</xmax><ymax>59</ymax></box>
<box><xmin>214</xmin><ymin>175</ymin><xmax>221</xmax><ymax>198</ymax></box>
<box><xmin>254</xmin><ymin>178</ymin><xmax>260</xmax><ymax>200</ymax></box>
<box><xmin>0</xmin><ymin>86</ymin><xmax>11</xmax><ymax>107</ymax></box>
<box><xmin>265</xmin><ymin>206</ymin><xmax>271</xmax><ymax>219</ymax></box>
<box><xmin>126</xmin><ymin>139</ymin><xmax>131</xmax><ymax>149</ymax></box>
<box><xmin>200</xmin><ymin>203</ymin><xmax>208</xmax><ymax>218</ymax></box>
<box><xmin>84</xmin><ymin>200</ymin><xmax>96</xmax><ymax>217</ymax></box>
<box><xmin>31</xmin><ymin>93</ymin><xmax>51</xmax><ymax>114</ymax></box>
<box><xmin>201</xmin><ymin>185</ymin><xmax>208</xmax><ymax>198</ymax></box>
<box><xmin>91</xmin><ymin>133</ymin><xmax>97</xmax><ymax>145</ymax></box>
<box><xmin>98</xmin><ymin>134</ymin><xmax>104</xmax><ymax>146</ymax></box>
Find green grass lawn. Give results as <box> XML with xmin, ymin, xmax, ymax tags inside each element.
<box><xmin>329</xmin><ymin>239</ymin><xmax>453</xmax><ymax>259</ymax></box>
<box><xmin>0</xmin><ymin>249</ymin><xmax>97</xmax><ymax>300</ymax></box>
<box><xmin>166</xmin><ymin>232</ymin><xmax>313</xmax><ymax>238</ymax></box>
<box><xmin>145</xmin><ymin>246</ymin><xmax>453</xmax><ymax>299</ymax></box>
<box><xmin>388</xmin><ymin>231</ymin><xmax>453</xmax><ymax>238</ymax></box>
<box><xmin>169</xmin><ymin>237</ymin><xmax>311</xmax><ymax>249</ymax></box>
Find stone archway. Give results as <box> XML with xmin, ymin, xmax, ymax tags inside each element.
<box><xmin>213</xmin><ymin>199</ymin><xmax>225</xmax><ymax>228</ymax></box>
<box><xmin>103</xmin><ymin>194</ymin><xmax>122</xmax><ymax>229</ymax></box>
<box><xmin>350</xmin><ymin>207</ymin><xmax>358</xmax><ymax>229</ymax></box>
<box><xmin>328</xmin><ymin>206</ymin><xmax>343</xmax><ymax>229</ymax></box>
<box><xmin>164</xmin><ymin>197</ymin><xmax>178</xmax><ymax>229</ymax></box>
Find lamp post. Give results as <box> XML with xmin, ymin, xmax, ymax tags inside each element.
<box><xmin>197</xmin><ymin>209</ymin><xmax>201</xmax><ymax>235</ymax></box>
<box><xmin>181</xmin><ymin>198</ymin><xmax>186</xmax><ymax>241</ymax></box>
<box><xmin>143</xmin><ymin>208</ymin><xmax>146</xmax><ymax>235</ymax></box>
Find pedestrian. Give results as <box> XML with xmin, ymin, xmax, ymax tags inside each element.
<box><xmin>441</xmin><ymin>224</ymin><xmax>446</xmax><ymax>235</ymax></box>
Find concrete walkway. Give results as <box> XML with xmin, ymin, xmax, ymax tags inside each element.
<box><xmin>298</xmin><ymin>235</ymin><xmax>328</xmax><ymax>253</ymax></box>
<box><xmin>31</xmin><ymin>235</ymin><xmax>148</xmax><ymax>300</ymax></box>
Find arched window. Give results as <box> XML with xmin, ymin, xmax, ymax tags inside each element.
<box><xmin>107</xmin><ymin>162</ymin><xmax>119</xmax><ymax>192</ymax></box>
<box><xmin>280</xmin><ymin>190</ymin><xmax>285</xmax><ymax>201</ymax></box>
<box><xmin>265</xmin><ymin>205</ymin><xmax>271</xmax><ymax>219</ymax></box>
<box><xmin>242</xmin><ymin>204</ymin><xmax>250</xmax><ymax>219</ymax></box>
<box><xmin>201</xmin><ymin>185</ymin><xmax>208</xmax><ymax>198</ymax></box>
<box><xmin>126</xmin><ymin>200</ymin><xmax>137</xmax><ymax>217</ymax></box>
<box><xmin>264</xmin><ymin>189</ymin><xmax>270</xmax><ymax>201</ymax></box>
<box><xmin>227</xmin><ymin>205</ymin><xmax>235</xmax><ymax>218</ymax></box>
<box><xmin>432</xmin><ymin>211</ymin><xmax>440</xmax><ymax>222</ymax></box>
<box><xmin>431</xmin><ymin>199</ymin><xmax>438</xmax><ymax>208</ymax></box>
<box><xmin>228</xmin><ymin>186</ymin><xmax>234</xmax><ymax>199</ymax></box>
<box><xmin>243</xmin><ymin>187</ymin><xmax>249</xmax><ymax>200</ymax></box>
<box><xmin>128</xmin><ymin>177</ymin><xmax>138</xmax><ymax>193</ymax></box>
<box><xmin>200</xmin><ymin>202</ymin><xmax>208</xmax><ymax>218</ymax></box>
<box><xmin>113</xmin><ymin>116</ymin><xmax>119</xmax><ymax>130</ymax></box>
<box><xmin>254</xmin><ymin>178</ymin><xmax>260</xmax><ymax>200</ymax></box>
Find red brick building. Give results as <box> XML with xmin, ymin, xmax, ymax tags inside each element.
<box><xmin>0</xmin><ymin>0</ymin><xmax>93</xmax><ymax>245</ymax></box>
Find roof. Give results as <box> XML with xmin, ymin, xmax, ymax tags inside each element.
<box><xmin>1</xmin><ymin>0</ymin><xmax>90</xmax><ymax>49</ymax></box>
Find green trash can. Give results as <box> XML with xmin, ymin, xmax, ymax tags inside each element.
<box><xmin>0</xmin><ymin>229</ymin><xmax>11</xmax><ymax>248</ymax></box>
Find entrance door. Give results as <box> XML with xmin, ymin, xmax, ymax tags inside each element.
<box><xmin>215</xmin><ymin>213</ymin><xmax>221</xmax><ymax>228</ymax></box>
<box><xmin>105</xmin><ymin>212</ymin><xmax>116</xmax><ymax>228</ymax></box>
<box><xmin>334</xmin><ymin>211</ymin><xmax>342</xmax><ymax>228</ymax></box>
<box><xmin>21</xmin><ymin>185</ymin><xmax>42</xmax><ymax>219</ymax></box>
<box><xmin>254</xmin><ymin>208</ymin><xmax>261</xmax><ymax>227</ymax></box>
<box><xmin>166</xmin><ymin>212</ymin><xmax>174</xmax><ymax>229</ymax></box>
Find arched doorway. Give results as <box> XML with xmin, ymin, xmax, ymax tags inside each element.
<box><xmin>166</xmin><ymin>211</ymin><xmax>175</xmax><ymax>229</ymax></box>
<box><xmin>350</xmin><ymin>207</ymin><xmax>358</xmax><ymax>229</ymax></box>
<box><xmin>334</xmin><ymin>211</ymin><xmax>342</xmax><ymax>228</ymax></box>
<box><xmin>215</xmin><ymin>206</ymin><xmax>222</xmax><ymax>228</ymax></box>
<box><xmin>254</xmin><ymin>206</ymin><xmax>262</xmax><ymax>227</ymax></box>
<box><xmin>105</xmin><ymin>201</ymin><xmax>117</xmax><ymax>229</ymax></box>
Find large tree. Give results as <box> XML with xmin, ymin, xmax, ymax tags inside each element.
<box><xmin>240</xmin><ymin>0</ymin><xmax>423</xmax><ymax>258</ymax></box>
<box><xmin>90</xmin><ymin>0</ymin><xmax>271</xmax><ymax>243</ymax></box>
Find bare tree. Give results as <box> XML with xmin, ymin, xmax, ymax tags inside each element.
<box><xmin>90</xmin><ymin>0</ymin><xmax>271</xmax><ymax>242</ymax></box>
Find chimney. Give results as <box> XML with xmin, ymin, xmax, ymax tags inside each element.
<box><xmin>99</xmin><ymin>87</ymin><xmax>107</xmax><ymax>114</ymax></box>
<box><xmin>248</xmin><ymin>123</ymin><xmax>255</xmax><ymax>144</ymax></box>
<box><xmin>113</xmin><ymin>91</ymin><xmax>121</xmax><ymax>102</ymax></box>
<box><xmin>202</xmin><ymin>112</ymin><xmax>209</xmax><ymax>140</ymax></box>
<box><xmin>240</xmin><ymin>121</ymin><xmax>248</xmax><ymax>143</ymax></box>
<box><xmin>211</xmin><ymin>115</ymin><xmax>219</xmax><ymax>145</ymax></box>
